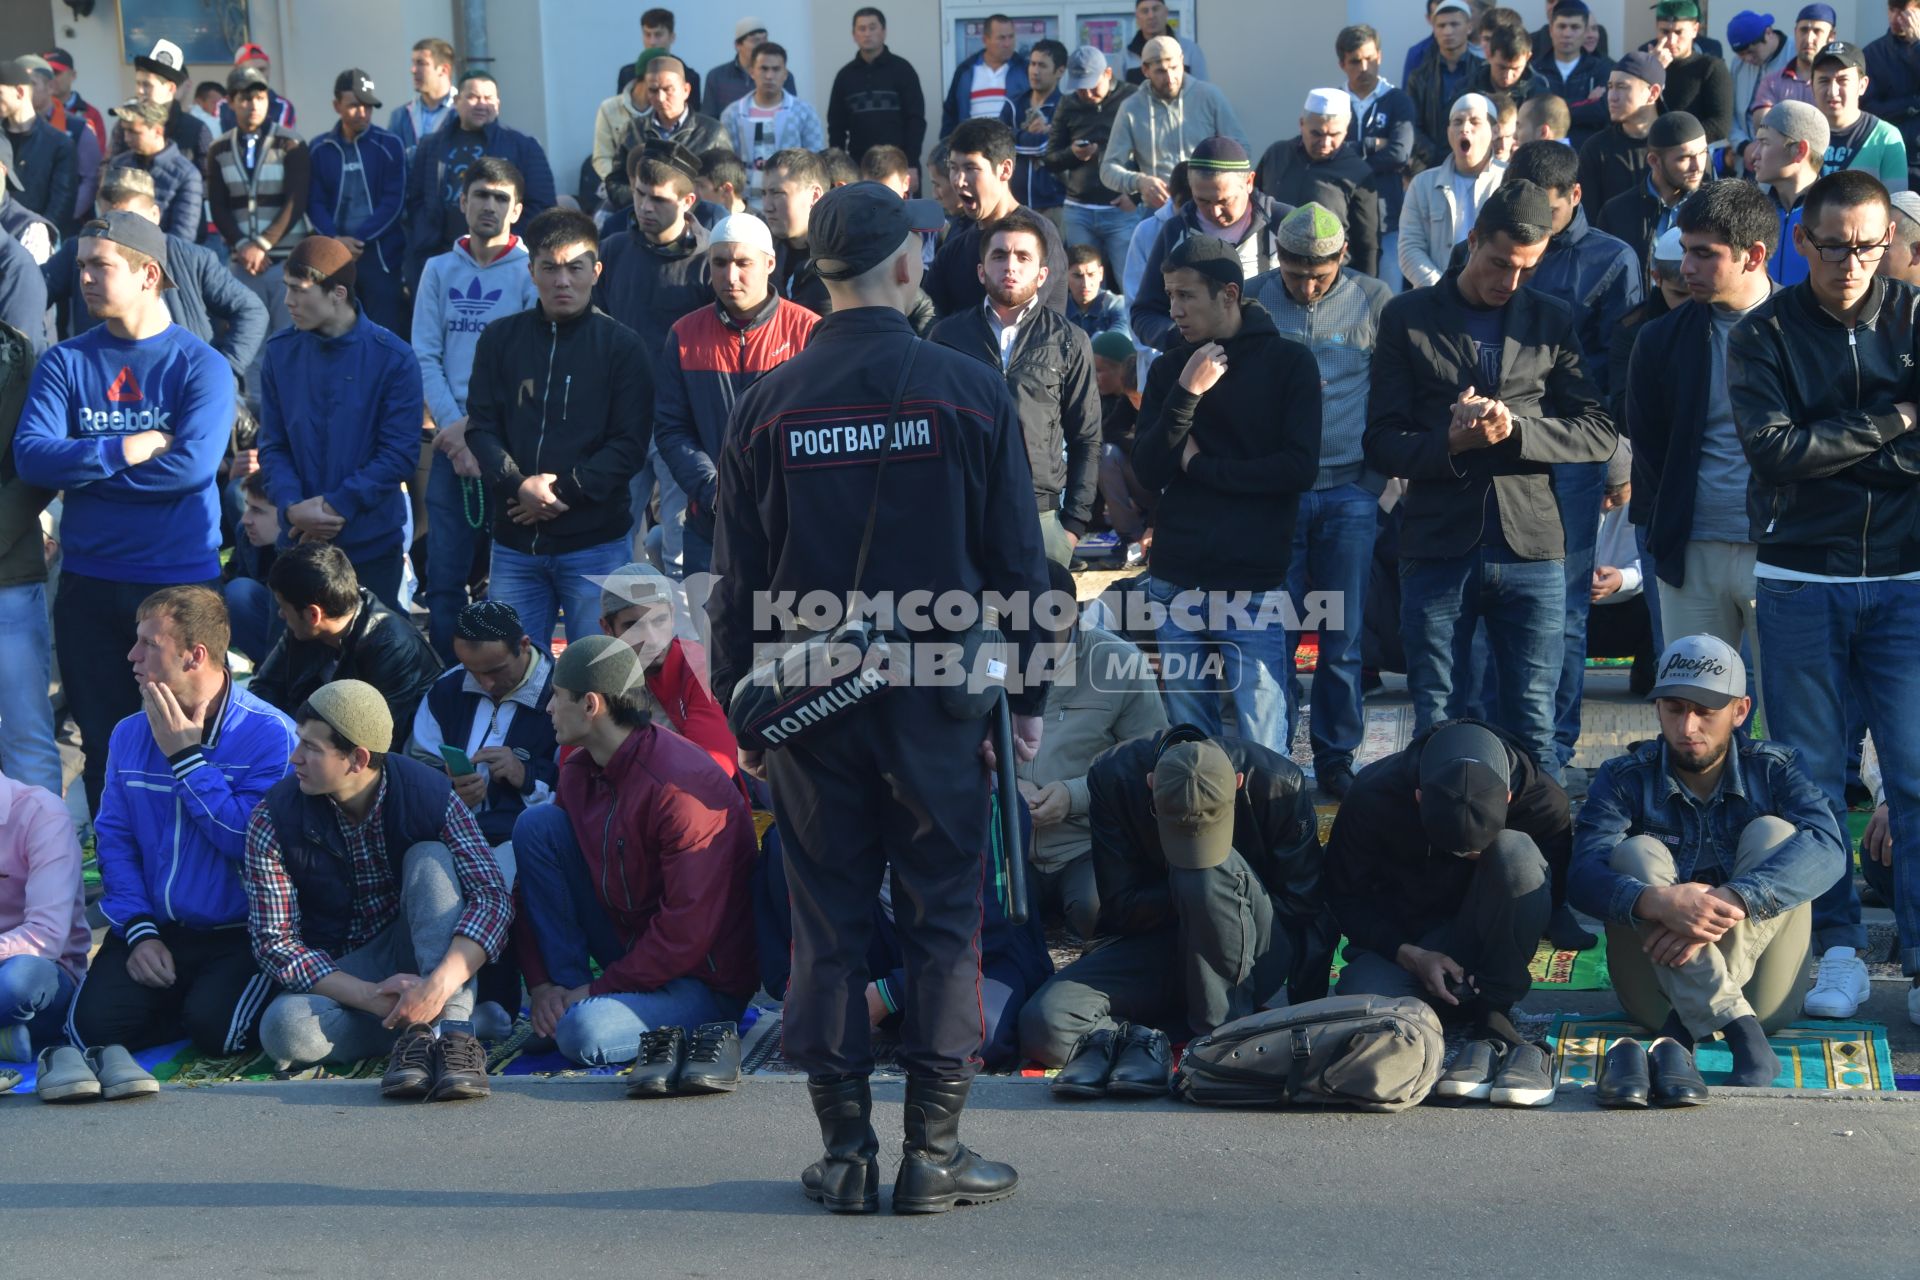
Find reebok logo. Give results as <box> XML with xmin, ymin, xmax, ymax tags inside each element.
<box><xmin>448</xmin><ymin>276</ymin><xmax>503</xmax><ymax>318</ymax></box>
<box><xmin>78</xmin><ymin>405</ymin><xmax>172</xmax><ymax>433</ymax></box>
<box><xmin>107</xmin><ymin>366</ymin><xmax>143</xmax><ymax>402</ymax></box>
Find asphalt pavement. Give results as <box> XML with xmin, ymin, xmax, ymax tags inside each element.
<box><xmin>9</xmin><ymin>1074</ymin><xmax>1919</xmax><ymax>1279</ymax></box>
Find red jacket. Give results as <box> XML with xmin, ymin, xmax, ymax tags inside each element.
<box><xmin>529</xmin><ymin>722</ymin><xmax>759</xmax><ymax>1000</ymax></box>
<box><xmin>647</xmin><ymin>638</ymin><xmax>743</xmax><ymax>793</ymax></box>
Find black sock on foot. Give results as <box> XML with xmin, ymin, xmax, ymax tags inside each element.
<box><xmin>1477</xmin><ymin>1007</ymin><xmax>1526</xmax><ymax>1048</ymax></box>
<box><xmin>1720</xmin><ymin>1015</ymin><xmax>1780</xmax><ymax>1088</ymax></box>
<box><xmin>1547</xmin><ymin>903</ymin><xmax>1599</xmax><ymax>951</ymax></box>
<box><xmin>1656</xmin><ymin>1010</ymin><xmax>1695</xmax><ymax>1051</ymax></box>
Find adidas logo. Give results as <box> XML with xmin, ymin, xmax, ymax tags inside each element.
<box><xmin>448</xmin><ymin>275</ymin><xmax>503</xmax><ymax>317</ymax></box>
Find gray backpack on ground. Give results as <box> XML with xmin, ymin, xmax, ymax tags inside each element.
<box><xmin>1171</xmin><ymin>995</ymin><xmax>1446</xmax><ymax>1112</ymax></box>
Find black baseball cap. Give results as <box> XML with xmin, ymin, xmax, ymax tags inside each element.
<box><xmin>334</xmin><ymin>68</ymin><xmax>382</xmax><ymax>108</ymax></box>
<box><xmin>0</xmin><ymin>59</ymin><xmax>35</xmax><ymax>88</ymax></box>
<box><xmin>78</xmin><ymin>211</ymin><xmax>174</xmax><ymax>287</ymax></box>
<box><xmin>1417</xmin><ymin>722</ymin><xmax>1512</xmax><ymax>855</ymax></box>
<box><xmin>1814</xmin><ymin>40</ymin><xmax>1867</xmax><ymax>75</ymax></box>
<box><xmin>810</xmin><ymin>181</ymin><xmax>945</xmax><ymax>280</ymax></box>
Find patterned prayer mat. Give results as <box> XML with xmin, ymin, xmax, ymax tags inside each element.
<box><xmin>1548</xmin><ymin>1014</ymin><xmax>1896</xmax><ymax>1091</ymax></box>
<box><xmin>1327</xmin><ymin>935</ymin><xmax>1612</xmax><ymax>991</ymax></box>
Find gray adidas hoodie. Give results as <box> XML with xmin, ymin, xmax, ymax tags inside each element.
<box><xmin>412</xmin><ymin>235</ymin><xmax>541</xmax><ymax>427</ymax></box>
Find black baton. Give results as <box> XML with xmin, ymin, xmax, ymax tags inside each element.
<box><xmin>994</xmin><ymin>685</ymin><xmax>1030</xmax><ymax>925</ymax></box>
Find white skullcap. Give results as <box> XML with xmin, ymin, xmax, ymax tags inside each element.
<box><xmin>1652</xmin><ymin>225</ymin><xmax>1685</xmax><ymax>264</ymax></box>
<box><xmin>1303</xmin><ymin>87</ymin><xmax>1352</xmax><ymax>119</ymax></box>
<box><xmin>709</xmin><ymin>212</ymin><xmax>776</xmax><ymax>259</ymax></box>
<box><xmin>1451</xmin><ymin>93</ymin><xmax>1497</xmax><ymax>121</ymax></box>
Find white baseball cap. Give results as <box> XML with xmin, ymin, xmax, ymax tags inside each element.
<box><xmin>709</xmin><ymin>212</ymin><xmax>776</xmax><ymax>259</ymax></box>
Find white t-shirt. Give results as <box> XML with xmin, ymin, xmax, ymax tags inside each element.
<box><xmin>1555</xmin><ymin>56</ymin><xmax>1581</xmax><ymax>80</ymax></box>
<box><xmin>969</xmin><ymin>60</ymin><xmax>1011</xmax><ymax>120</ymax></box>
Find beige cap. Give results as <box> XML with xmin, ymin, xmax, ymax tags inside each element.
<box><xmin>306</xmin><ymin>679</ymin><xmax>394</xmax><ymax>754</ymax></box>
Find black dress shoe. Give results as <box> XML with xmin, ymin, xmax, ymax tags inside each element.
<box><xmin>1596</xmin><ymin>1038</ymin><xmax>1650</xmax><ymax>1109</ymax></box>
<box><xmin>626</xmin><ymin>1026</ymin><xmax>687</xmax><ymax>1097</ymax></box>
<box><xmin>678</xmin><ymin>1021</ymin><xmax>741</xmax><ymax>1094</ymax></box>
<box><xmin>1105</xmin><ymin>1024</ymin><xmax>1171</xmax><ymax>1097</ymax></box>
<box><xmin>1317</xmin><ymin>764</ymin><xmax>1356</xmax><ymax>801</ymax></box>
<box><xmin>1648</xmin><ymin>1036</ymin><xmax>1710</xmax><ymax>1107</ymax></box>
<box><xmin>1051</xmin><ymin>1025</ymin><xmax>1121</xmax><ymax>1099</ymax></box>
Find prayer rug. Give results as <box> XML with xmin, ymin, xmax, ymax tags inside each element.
<box><xmin>1548</xmin><ymin>1014</ymin><xmax>1896</xmax><ymax>1091</ymax></box>
<box><xmin>1327</xmin><ymin>935</ymin><xmax>1612</xmax><ymax>991</ymax></box>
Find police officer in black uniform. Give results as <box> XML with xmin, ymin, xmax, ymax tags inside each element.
<box><xmin>708</xmin><ymin>182</ymin><xmax>1056</xmax><ymax>1216</ymax></box>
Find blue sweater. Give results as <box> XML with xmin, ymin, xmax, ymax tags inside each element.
<box><xmin>13</xmin><ymin>323</ymin><xmax>233</xmax><ymax>582</ymax></box>
<box><xmin>258</xmin><ymin>312</ymin><xmax>424</xmax><ymax>563</ymax></box>
<box><xmin>96</xmin><ymin>680</ymin><xmax>297</xmax><ymax>939</ymax></box>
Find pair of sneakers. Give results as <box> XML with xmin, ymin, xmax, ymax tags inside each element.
<box><xmin>1803</xmin><ymin>945</ymin><xmax>1920</xmax><ymax>1028</ymax></box>
<box><xmin>627</xmin><ymin>1022</ymin><xmax>741</xmax><ymax>1098</ymax></box>
<box><xmin>381</xmin><ymin>1022</ymin><xmax>491</xmax><ymax>1101</ymax></box>
<box><xmin>1051</xmin><ymin>1023</ymin><xmax>1172</xmax><ymax>1099</ymax></box>
<box><xmin>33</xmin><ymin>1043</ymin><xmax>159</xmax><ymax>1103</ymax></box>
<box><xmin>1432</xmin><ymin>1039</ymin><xmax>1556</xmax><ymax>1108</ymax></box>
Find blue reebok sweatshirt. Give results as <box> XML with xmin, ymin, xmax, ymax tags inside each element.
<box><xmin>12</xmin><ymin>323</ymin><xmax>233</xmax><ymax>583</ymax></box>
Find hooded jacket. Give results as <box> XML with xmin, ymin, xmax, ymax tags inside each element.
<box><xmin>1087</xmin><ymin>729</ymin><xmax>1334</xmax><ymax>1005</ymax></box>
<box><xmin>931</xmin><ymin>297</ymin><xmax>1104</xmax><ymax>533</ymax></box>
<box><xmin>528</xmin><ymin>722</ymin><xmax>759</xmax><ymax>1001</ymax></box>
<box><xmin>258</xmin><ymin>311</ymin><xmax>423</xmax><ymax>565</ymax></box>
<box><xmin>1133</xmin><ymin>299</ymin><xmax>1322</xmax><ymax>591</ymax></box>
<box><xmin>413</xmin><ymin>236</ymin><xmax>540</xmax><ymax>426</ymax></box>
<box><xmin>1325</xmin><ymin>718</ymin><xmax>1571</xmax><ymax>962</ymax></box>
<box><xmin>1099</xmin><ymin>78</ymin><xmax>1248</xmax><ymax>198</ymax></box>
<box><xmin>1129</xmin><ymin>190</ymin><xmax>1293</xmax><ymax>350</ymax></box>
<box><xmin>463</xmin><ymin>304</ymin><xmax>653</xmax><ymax>556</ymax></box>
<box><xmin>1727</xmin><ymin>275</ymin><xmax>1920</xmax><ymax>578</ymax></box>
<box><xmin>655</xmin><ymin>292</ymin><xmax>820</xmax><ymax>528</ymax></box>
<box><xmin>95</xmin><ymin>678</ymin><xmax>297</xmax><ymax>940</ymax></box>
<box><xmin>248</xmin><ymin>587</ymin><xmax>444</xmax><ymax>734</ymax></box>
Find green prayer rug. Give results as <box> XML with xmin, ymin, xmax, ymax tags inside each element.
<box><xmin>1548</xmin><ymin>1014</ymin><xmax>1895</xmax><ymax>1091</ymax></box>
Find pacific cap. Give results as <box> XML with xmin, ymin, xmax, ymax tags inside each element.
<box><xmin>1647</xmin><ymin>634</ymin><xmax>1746</xmax><ymax>709</ymax></box>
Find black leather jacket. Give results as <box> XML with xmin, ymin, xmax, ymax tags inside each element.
<box><xmin>1727</xmin><ymin>277</ymin><xmax>1920</xmax><ymax>578</ymax></box>
<box><xmin>249</xmin><ymin>588</ymin><xmax>444</xmax><ymax>736</ymax></box>
<box><xmin>1086</xmin><ymin>728</ymin><xmax>1336</xmax><ymax>1002</ymax></box>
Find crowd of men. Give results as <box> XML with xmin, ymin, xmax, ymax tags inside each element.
<box><xmin>1</xmin><ymin>0</ymin><xmax>1918</xmax><ymax>1211</ymax></box>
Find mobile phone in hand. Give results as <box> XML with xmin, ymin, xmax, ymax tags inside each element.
<box><xmin>439</xmin><ymin>743</ymin><xmax>476</xmax><ymax>776</ymax></box>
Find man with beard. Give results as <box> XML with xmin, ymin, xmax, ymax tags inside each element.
<box><xmin>1599</xmin><ymin>109</ymin><xmax>1707</xmax><ymax>262</ymax></box>
<box><xmin>1570</xmin><ymin>635</ymin><xmax>1843</xmax><ymax>1090</ymax></box>
<box><xmin>932</xmin><ymin>209</ymin><xmax>1101</xmax><ymax>566</ymax></box>
<box><xmin>928</xmin><ymin>118</ymin><xmax>1069</xmax><ymax>316</ymax></box>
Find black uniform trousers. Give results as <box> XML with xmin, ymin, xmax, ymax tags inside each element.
<box><xmin>69</xmin><ymin>924</ymin><xmax>275</xmax><ymax>1056</ymax></box>
<box><xmin>767</xmin><ymin>687</ymin><xmax>991</xmax><ymax>1081</ymax></box>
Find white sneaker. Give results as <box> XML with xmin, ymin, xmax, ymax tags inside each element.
<box><xmin>1906</xmin><ymin>982</ymin><xmax>1920</xmax><ymax>1028</ymax></box>
<box><xmin>1803</xmin><ymin>946</ymin><xmax>1871</xmax><ymax>1018</ymax></box>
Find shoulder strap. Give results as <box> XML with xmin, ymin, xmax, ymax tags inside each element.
<box><xmin>848</xmin><ymin>335</ymin><xmax>922</xmax><ymax>600</ymax></box>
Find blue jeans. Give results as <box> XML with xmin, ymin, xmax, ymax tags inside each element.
<box><xmin>1284</xmin><ymin>484</ymin><xmax>1377</xmax><ymax>772</ymax></box>
<box><xmin>511</xmin><ymin>806</ymin><xmax>742</xmax><ymax>1065</ymax></box>
<box><xmin>1064</xmin><ymin>202</ymin><xmax>1144</xmax><ymax>283</ymax></box>
<box><xmin>424</xmin><ymin>450</ymin><xmax>493</xmax><ymax>661</ymax></box>
<box><xmin>1552</xmin><ymin>461</ymin><xmax>1605</xmax><ymax>770</ymax></box>
<box><xmin>1147</xmin><ymin>577</ymin><xmax>1294</xmax><ymax>755</ymax></box>
<box><xmin>0</xmin><ymin>583</ymin><xmax>63</xmax><ymax>798</ymax></box>
<box><xmin>1379</xmin><ymin>230</ymin><xmax>1402</xmax><ymax>294</ymax></box>
<box><xmin>0</xmin><ymin>955</ymin><xmax>77</xmax><ymax>1052</ymax></box>
<box><xmin>222</xmin><ymin>576</ymin><xmax>281</xmax><ymax>663</ymax></box>
<box><xmin>488</xmin><ymin>537</ymin><xmax>629</xmax><ymax>650</ymax></box>
<box><xmin>1401</xmin><ymin>544</ymin><xmax>1567</xmax><ymax>779</ymax></box>
<box><xmin>1757</xmin><ymin>577</ymin><xmax>1920</xmax><ymax>967</ymax></box>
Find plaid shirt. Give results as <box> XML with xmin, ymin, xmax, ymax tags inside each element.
<box><xmin>243</xmin><ymin>773</ymin><xmax>513</xmax><ymax>990</ymax></box>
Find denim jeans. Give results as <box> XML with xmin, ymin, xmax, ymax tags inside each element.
<box><xmin>0</xmin><ymin>955</ymin><xmax>76</xmax><ymax>1052</ymax></box>
<box><xmin>488</xmin><ymin>537</ymin><xmax>630</xmax><ymax>649</ymax></box>
<box><xmin>1146</xmin><ymin>577</ymin><xmax>1293</xmax><ymax>755</ymax></box>
<box><xmin>1757</xmin><ymin>577</ymin><xmax>1920</xmax><ymax>968</ymax></box>
<box><xmin>1378</xmin><ymin>230</ymin><xmax>1402</xmax><ymax>294</ymax></box>
<box><xmin>511</xmin><ymin>805</ymin><xmax>742</xmax><ymax>1066</ymax></box>
<box><xmin>1552</xmin><ymin>461</ymin><xmax>1605</xmax><ymax>770</ymax></box>
<box><xmin>222</xmin><ymin>576</ymin><xmax>282</xmax><ymax>664</ymax></box>
<box><xmin>652</xmin><ymin>452</ymin><xmax>689</xmax><ymax>579</ymax></box>
<box><xmin>1063</xmin><ymin>202</ymin><xmax>1144</xmax><ymax>283</ymax></box>
<box><xmin>424</xmin><ymin>450</ymin><xmax>493</xmax><ymax>661</ymax></box>
<box><xmin>0</xmin><ymin>583</ymin><xmax>63</xmax><ymax>798</ymax></box>
<box><xmin>1284</xmin><ymin>483</ymin><xmax>1377</xmax><ymax>773</ymax></box>
<box><xmin>1400</xmin><ymin>544</ymin><xmax>1567</xmax><ymax>779</ymax></box>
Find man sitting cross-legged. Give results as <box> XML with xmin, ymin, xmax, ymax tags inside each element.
<box><xmin>1569</xmin><ymin>635</ymin><xmax>1845</xmax><ymax>1092</ymax></box>
<box><xmin>246</xmin><ymin>679</ymin><xmax>516</xmax><ymax>1100</ymax></box>
<box><xmin>509</xmin><ymin>636</ymin><xmax>758</xmax><ymax>1080</ymax></box>
<box><xmin>68</xmin><ymin>586</ymin><xmax>297</xmax><ymax>1057</ymax></box>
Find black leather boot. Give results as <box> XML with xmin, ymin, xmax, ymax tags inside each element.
<box><xmin>801</xmin><ymin>1075</ymin><xmax>880</xmax><ymax>1213</ymax></box>
<box><xmin>892</xmin><ymin>1076</ymin><xmax>1018</xmax><ymax>1214</ymax></box>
